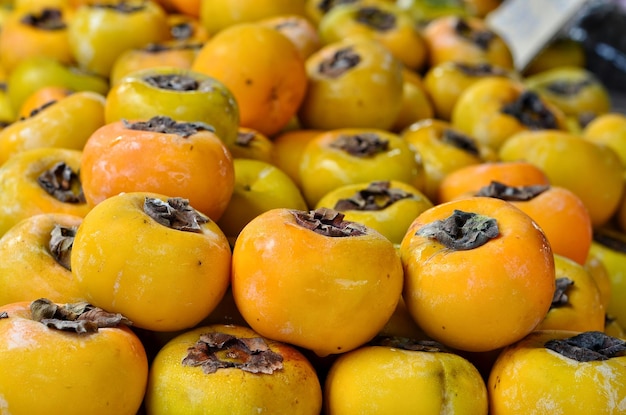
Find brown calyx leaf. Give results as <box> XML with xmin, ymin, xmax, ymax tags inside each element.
<box><xmin>355</xmin><ymin>6</ymin><xmax>396</xmax><ymax>31</ymax></box>
<box><xmin>442</xmin><ymin>128</ymin><xmax>480</xmax><ymax>156</ymax></box>
<box><xmin>453</xmin><ymin>17</ymin><xmax>494</xmax><ymax>50</ymax></box>
<box><xmin>21</xmin><ymin>8</ymin><xmax>66</xmax><ymax>30</ymax></box>
<box><xmin>551</xmin><ymin>277</ymin><xmax>574</xmax><ymax>309</ymax></box>
<box><xmin>545</xmin><ymin>78</ymin><xmax>594</xmax><ymax>96</ymax></box>
<box><xmin>544</xmin><ymin>331</ymin><xmax>626</xmax><ymax>362</ymax></box>
<box><xmin>0</xmin><ymin>312</ymin><xmax>7</xmax><ymax>319</ymax></box>
<box><xmin>371</xmin><ymin>336</ymin><xmax>452</xmax><ymax>353</ymax></box>
<box><xmin>593</xmin><ymin>228</ymin><xmax>626</xmax><ymax>254</ymax></box>
<box><xmin>92</xmin><ymin>1</ymin><xmax>145</xmax><ymax>13</ymax></box>
<box><xmin>293</xmin><ymin>208</ymin><xmax>368</xmax><ymax>237</ymax></box>
<box><xmin>37</xmin><ymin>162</ymin><xmax>86</xmax><ymax>204</ymax></box>
<box><xmin>475</xmin><ymin>181</ymin><xmax>550</xmax><ymax>201</ymax></box>
<box><xmin>21</xmin><ymin>99</ymin><xmax>57</xmax><ymax>120</ymax></box>
<box><xmin>416</xmin><ymin>209</ymin><xmax>499</xmax><ymax>250</ymax></box>
<box><xmin>143</xmin><ymin>42</ymin><xmax>203</xmax><ymax>53</ymax></box>
<box><xmin>144</xmin><ymin>197</ymin><xmax>209</xmax><ymax>233</ymax></box>
<box><xmin>318</xmin><ymin>46</ymin><xmax>361</xmax><ymax>78</ymax></box>
<box><xmin>501</xmin><ymin>90</ymin><xmax>560</xmax><ymax>130</ymax></box>
<box><xmin>334</xmin><ymin>180</ymin><xmax>415</xmax><ymax>211</ymax></box>
<box><xmin>182</xmin><ymin>331</ymin><xmax>284</xmax><ymax>375</ymax></box>
<box><xmin>455</xmin><ymin>62</ymin><xmax>508</xmax><ymax>77</ymax></box>
<box><xmin>49</xmin><ymin>224</ymin><xmax>77</xmax><ymax>271</ymax></box>
<box><xmin>330</xmin><ymin>132</ymin><xmax>389</xmax><ymax>157</ymax></box>
<box><xmin>235</xmin><ymin>131</ymin><xmax>256</xmax><ymax>147</ymax></box>
<box><xmin>123</xmin><ymin>116</ymin><xmax>215</xmax><ymax>138</ymax></box>
<box><xmin>30</xmin><ymin>298</ymin><xmax>132</xmax><ymax>334</ymax></box>
<box><xmin>143</xmin><ymin>73</ymin><xmax>200</xmax><ymax>91</ymax></box>
<box><xmin>317</xmin><ymin>0</ymin><xmax>359</xmax><ymax>14</ymax></box>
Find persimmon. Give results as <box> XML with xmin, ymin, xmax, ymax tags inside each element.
<box><xmin>400</xmin><ymin>197</ymin><xmax>556</xmax><ymax>352</ymax></box>
<box><xmin>0</xmin><ymin>213</ymin><xmax>84</xmax><ymax>307</ymax></box>
<box><xmin>16</xmin><ymin>85</ymin><xmax>72</xmax><ymax>120</ymax></box>
<box><xmin>584</xmin><ymin>250</ymin><xmax>612</xmax><ymax>312</ymax></box>
<box><xmin>499</xmin><ymin>129</ymin><xmax>624</xmax><ymax>227</ymax></box>
<box><xmin>0</xmin><ymin>299</ymin><xmax>149</xmax><ymax>415</ymax></box>
<box><xmin>227</xmin><ymin>126</ymin><xmax>274</xmax><ymax>163</ymax></box>
<box><xmin>166</xmin><ymin>12</ymin><xmax>209</xmax><ymax>43</ymax></box>
<box><xmin>80</xmin><ymin>116</ymin><xmax>234</xmax><ymax>221</ymax></box>
<box><xmin>258</xmin><ymin>14</ymin><xmax>322</xmax><ymax>60</ymax></box>
<box><xmin>582</xmin><ymin>112</ymin><xmax>626</xmax><ymax>166</ymax></box>
<box><xmin>270</xmin><ymin>128</ymin><xmax>324</xmax><ymax>189</ymax></box>
<box><xmin>70</xmin><ymin>192</ymin><xmax>232</xmax><ymax>332</ymax></box>
<box><xmin>471</xmin><ymin>182</ymin><xmax>593</xmax><ymax>265</ymax></box>
<box><xmin>391</xmin><ymin>68</ymin><xmax>434</xmax><ymax>133</ymax></box>
<box><xmin>437</xmin><ymin>161</ymin><xmax>550</xmax><ymax>204</ymax></box>
<box><xmin>231</xmin><ymin>207</ymin><xmax>404</xmax><ymax>356</ymax></box>
<box><xmin>192</xmin><ymin>22</ymin><xmax>307</xmax><ymax>137</ymax></box>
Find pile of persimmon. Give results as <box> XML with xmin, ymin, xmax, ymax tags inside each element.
<box><xmin>1</xmin><ymin>0</ymin><xmax>626</xmax><ymax>414</ymax></box>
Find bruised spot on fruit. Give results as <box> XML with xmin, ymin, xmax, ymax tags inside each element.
<box><xmin>544</xmin><ymin>331</ymin><xmax>626</xmax><ymax>362</ymax></box>
<box><xmin>318</xmin><ymin>47</ymin><xmax>361</xmax><ymax>79</ymax></box>
<box><xmin>235</xmin><ymin>131</ymin><xmax>255</xmax><ymax>147</ymax></box>
<box><xmin>30</xmin><ymin>298</ymin><xmax>133</xmax><ymax>334</ymax></box>
<box><xmin>144</xmin><ymin>197</ymin><xmax>209</xmax><ymax>233</ymax></box>
<box><xmin>500</xmin><ymin>90</ymin><xmax>559</xmax><ymax>130</ymax></box>
<box><xmin>453</xmin><ymin>18</ymin><xmax>494</xmax><ymax>50</ymax></box>
<box><xmin>182</xmin><ymin>331</ymin><xmax>284</xmax><ymax>374</ymax></box>
<box><xmin>370</xmin><ymin>335</ymin><xmax>453</xmax><ymax>353</ymax></box>
<box><xmin>330</xmin><ymin>132</ymin><xmax>389</xmax><ymax>157</ymax></box>
<box><xmin>455</xmin><ymin>62</ymin><xmax>508</xmax><ymax>77</ymax></box>
<box><xmin>593</xmin><ymin>228</ymin><xmax>626</xmax><ymax>254</ymax></box>
<box><xmin>334</xmin><ymin>180</ymin><xmax>416</xmax><ymax>211</ymax></box>
<box><xmin>143</xmin><ymin>42</ymin><xmax>203</xmax><ymax>53</ymax></box>
<box><xmin>20</xmin><ymin>8</ymin><xmax>66</xmax><ymax>30</ymax></box>
<box><xmin>143</xmin><ymin>73</ymin><xmax>199</xmax><ymax>91</ymax></box>
<box><xmin>292</xmin><ymin>207</ymin><xmax>367</xmax><ymax>237</ymax></box>
<box><xmin>38</xmin><ymin>162</ymin><xmax>85</xmax><ymax>204</ymax></box>
<box><xmin>355</xmin><ymin>7</ymin><xmax>396</xmax><ymax>32</ymax></box>
<box><xmin>545</xmin><ymin>78</ymin><xmax>594</xmax><ymax>96</ymax></box>
<box><xmin>416</xmin><ymin>209</ymin><xmax>499</xmax><ymax>250</ymax></box>
<box><xmin>475</xmin><ymin>181</ymin><xmax>549</xmax><ymax>201</ymax></box>
<box><xmin>22</xmin><ymin>100</ymin><xmax>57</xmax><ymax>120</ymax></box>
<box><xmin>551</xmin><ymin>277</ymin><xmax>574</xmax><ymax>309</ymax></box>
<box><xmin>49</xmin><ymin>224</ymin><xmax>77</xmax><ymax>271</ymax></box>
<box><xmin>123</xmin><ymin>115</ymin><xmax>215</xmax><ymax>137</ymax></box>
<box><xmin>441</xmin><ymin>128</ymin><xmax>480</xmax><ymax>156</ymax></box>
<box><xmin>91</xmin><ymin>2</ymin><xmax>145</xmax><ymax>13</ymax></box>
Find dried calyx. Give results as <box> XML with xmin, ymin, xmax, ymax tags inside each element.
<box><xmin>453</xmin><ymin>18</ymin><xmax>494</xmax><ymax>50</ymax></box>
<box><xmin>545</xmin><ymin>77</ymin><xmax>594</xmax><ymax>96</ymax></box>
<box><xmin>330</xmin><ymin>133</ymin><xmax>389</xmax><ymax>157</ymax></box>
<box><xmin>21</xmin><ymin>8</ymin><xmax>66</xmax><ymax>30</ymax></box>
<box><xmin>317</xmin><ymin>0</ymin><xmax>359</xmax><ymax>14</ymax></box>
<box><xmin>416</xmin><ymin>209</ymin><xmax>499</xmax><ymax>250</ymax></box>
<box><xmin>334</xmin><ymin>180</ymin><xmax>415</xmax><ymax>211</ymax></box>
<box><xmin>123</xmin><ymin>116</ymin><xmax>215</xmax><ymax>138</ymax></box>
<box><xmin>144</xmin><ymin>197</ymin><xmax>208</xmax><ymax>233</ymax></box>
<box><xmin>37</xmin><ymin>162</ymin><xmax>85</xmax><ymax>204</ymax></box>
<box><xmin>371</xmin><ymin>336</ymin><xmax>452</xmax><ymax>353</ymax></box>
<box><xmin>592</xmin><ymin>228</ymin><xmax>626</xmax><ymax>254</ymax></box>
<box><xmin>545</xmin><ymin>331</ymin><xmax>626</xmax><ymax>362</ymax></box>
<box><xmin>475</xmin><ymin>181</ymin><xmax>549</xmax><ymax>201</ymax></box>
<box><xmin>319</xmin><ymin>47</ymin><xmax>361</xmax><ymax>78</ymax></box>
<box><xmin>293</xmin><ymin>208</ymin><xmax>368</xmax><ymax>237</ymax></box>
<box><xmin>143</xmin><ymin>42</ymin><xmax>203</xmax><ymax>53</ymax></box>
<box><xmin>49</xmin><ymin>224</ymin><xmax>77</xmax><ymax>271</ymax></box>
<box><xmin>92</xmin><ymin>1</ymin><xmax>145</xmax><ymax>13</ymax></box>
<box><xmin>23</xmin><ymin>100</ymin><xmax>57</xmax><ymax>120</ymax></box>
<box><xmin>182</xmin><ymin>331</ymin><xmax>284</xmax><ymax>374</ymax></box>
<box><xmin>355</xmin><ymin>7</ymin><xmax>396</xmax><ymax>31</ymax></box>
<box><xmin>442</xmin><ymin>128</ymin><xmax>480</xmax><ymax>156</ymax></box>
<box><xmin>30</xmin><ymin>298</ymin><xmax>132</xmax><ymax>334</ymax></box>
<box><xmin>143</xmin><ymin>73</ymin><xmax>200</xmax><ymax>91</ymax></box>
<box><xmin>501</xmin><ymin>90</ymin><xmax>559</xmax><ymax>130</ymax></box>
<box><xmin>550</xmin><ymin>277</ymin><xmax>574</xmax><ymax>309</ymax></box>
<box><xmin>455</xmin><ymin>62</ymin><xmax>508</xmax><ymax>77</ymax></box>
<box><xmin>235</xmin><ymin>131</ymin><xmax>256</xmax><ymax>147</ymax></box>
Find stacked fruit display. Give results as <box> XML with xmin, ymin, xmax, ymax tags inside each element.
<box><xmin>0</xmin><ymin>0</ymin><xmax>625</xmax><ymax>414</ymax></box>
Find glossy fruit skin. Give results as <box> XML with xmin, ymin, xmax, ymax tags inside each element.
<box><xmin>17</xmin><ymin>85</ymin><xmax>73</xmax><ymax>120</ymax></box>
<box><xmin>192</xmin><ymin>22</ymin><xmax>307</xmax><ymax>137</ymax></box>
<box><xmin>80</xmin><ymin>117</ymin><xmax>235</xmax><ymax>221</ymax></box>
<box><xmin>584</xmin><ymin>250</ymin><xmax>613</xmax><ymax>312</ymax></box>
<box><xmin>318</xmin><ymin>2</ymin><xmax>427</xmax><ymax>71</ymax></box>
<box><xmin>0</xmin><ymin>147</ymin><xmax>91</xmax><ymax>237</ymax></box>
<box><xmin>536</xmin><ymin>254</ymin><xmax>605</xmax><ymax>332</ymax></box>
<box><xmin>70</xmin><ymin>192</ymin><xmax>232</xmax><ymax>332</ymax></box>
<box><xmin>400</xmin><ymin>197</ymin><xmax>556</xmax><ymax>352</ymax></box>
<box><xmin>401</xmin><ymin>118</ymin><xmax>496</xmax><ymax>203</ymax></box>
<box><xmin>437</xmin><ymin>161</ymin><xmax>550</xmax><ymax>204</ymax></box>
<box><xmin>391</xmin><ymin>68</ymin><xmax>434</xmax><ymax>133</ymax></box>
<box><xmin>270</xmin><ymin>128</ymin><xmax>324</xmax><ymax>189</ymax></box>
<box><xmin>0</xmin><ymin>213</ymin><xmax>84</xmax><ymax>307</ymax></box>
<box><xmin>0</xmin><ymin>90</ymin><xmax>106</xmax><ymax>165</ymax></box>
<box><xmin>231</xmin><ymin>208</ymin><xmax>404</xmax><ymax>357</ymax></box>
<box><xmin>315</xmin><ymin>180</ymin><xmax>433</xmax><ymax>245</ymax></box>
<box><xmin>199</xmin><ymin>0</ymin><xmax>307</xmax><ymax>35</ymax></box>
<box><xmin>499</xmin><ymin>129</ymin><xmax>624</xmax><ymax>227</ymax></box>
<box><xmin>324</xmin><ymin>344</ymin><xmax>488</xmax><ymax>415</ymax></box>
<box><xmin>105</xmin><ymin>66</ymin><xmax>240</xmax><ymax>146</ymax></box>
<box><xmin>299</xmin><ymin>128</ymin><xmax>424</xmax><ymax>207</ymax></box>
<box><xmin>258</xmin><ymin>14</ymin><xmax>321</xmax><ymax>60</ymax></box>
<box><xmin>451</xmin><ymin>77</ymin><xmax>569</xmax><ymax>151</ymax></box>
<box><xmin>0</xmin><ymin>301</ymin><xmax>149</xmax><ymax>415</ymax></box>
<box><xmin>588</xmin><ymin>233</ymin><xmax>626</xmax><ymax>328</ymax></box>
<box><xmin>298</xmin><ymin>36</ymin><xmax>404</xmax><ymax>131</ymax></box>
<box><xmin>583</xmin><ymin>112</ymin><xmax>626</xmax><ymax>167</ymax></box>
<box><xmin>67</xmin><ymin>0</ymin><xmax>170</xmax><ymax>78</ymax></box>
<box><xmin>488</xmin><ymin>330</ymin><xmax>626</xmax><ymax>414</ymax></box>
<box><xmin>145</xmin><ymin>324</ymin><xmax>322</xmax><ymax>415</ymax></box>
